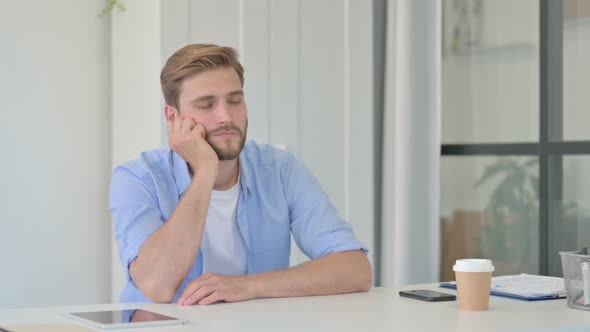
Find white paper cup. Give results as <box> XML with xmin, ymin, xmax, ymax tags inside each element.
<box><xmin>453</xmin><ymin>259</ymin><xmax>494</xmax><ymax>311</ymax></box>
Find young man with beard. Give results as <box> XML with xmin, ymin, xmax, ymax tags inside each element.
<box><xmin>110</xmin><ymin>44</ymin><xmax>371</xmax><ymax>305</ymax></box>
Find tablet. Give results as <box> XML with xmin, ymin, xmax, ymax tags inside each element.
<box><xmin>64</xmin><ymin>309</ymin><xmax>188</xmax><ymax>330</ymax></box>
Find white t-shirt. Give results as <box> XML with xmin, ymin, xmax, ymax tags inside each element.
<box><xmin>200</xmin><ymin>178</ymin><xmax>247</xmax><ymax>275</ymax></box>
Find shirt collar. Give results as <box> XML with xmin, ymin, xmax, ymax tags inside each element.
<box><xmin>171</xmin><ymin>147</ymin><xmax>252</xmax><ymax>197</ymax></box>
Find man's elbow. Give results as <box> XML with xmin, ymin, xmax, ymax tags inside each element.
<box><xmin>358</xmin><ymin>274</ymin><xmax>373</xmax><ymax>292</ymax></box>
<box><xmin>137</xmin><ymin>279</ymin><xmax>177</xmax><ymax>303</ymax></box>
<box><xmin>130</xmin><ymin>263</ymin><xmax>177</xmax><ymax>303</ymax></box>
<box><xmin>354</xmin><ymin>252</ymin><xmax>373</xmax><ymax>292</ymax></box>
<box><xmin>360</xmin><ymin>262</ymin><xmax>373</xmax><ymax>292</ymax></box>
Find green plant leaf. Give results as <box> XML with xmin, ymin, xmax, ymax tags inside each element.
<box><xmin>475</xmin><ymin>159</ymin><xmax>515</xmax><ymax>187</ymax></box>
<box><xmin>102</xmin><ymin>0</ymin><xmax>125</xmax><ymax>15</ymax></box>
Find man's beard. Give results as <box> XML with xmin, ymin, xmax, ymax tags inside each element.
<box><xmin>206</xmin><ymin>120</ymin><xmax>248</xmax><ymax>161</ymax></box>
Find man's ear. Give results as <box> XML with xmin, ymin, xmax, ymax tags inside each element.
<box><xmin>164</xmin><ymin>105</ymin><xmax>178</xmax><ymax>121</ymax></box>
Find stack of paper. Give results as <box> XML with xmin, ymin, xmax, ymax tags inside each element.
<box><xmin>440</xmin><ymin>273</ymin><xmax>566</xmax><ymax>301</ymax></box>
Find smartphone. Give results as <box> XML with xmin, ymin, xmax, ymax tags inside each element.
<box><xmin>399</xmin><ymin>289</ymin><xmax>456</xmax><ymax>302</ymax></box>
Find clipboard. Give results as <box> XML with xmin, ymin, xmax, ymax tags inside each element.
<box><xmin>439</xmin><ymin>274</ymin><xmax>566</xmax><ymax>301</ymax></box>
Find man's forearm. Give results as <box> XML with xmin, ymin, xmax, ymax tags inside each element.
<box><xmin>130</xmin><ymin>173</ymin><xmax>214</xmax><ymax>302</ymax></box>
<box><xmin>248</xmin><ymin>250</ymin><xmax>372</xmax><ymax>299</ymax></box>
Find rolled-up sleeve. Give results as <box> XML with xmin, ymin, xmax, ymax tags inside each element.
<box><xmin>110</xmin><ymin>166</ymin><xmax>163</xmax><ymax>282</ymax></box>
<box><xmin>283</xmin><ymin>155</ymin><xmax>368</xmax><ymax>259</ymax></box>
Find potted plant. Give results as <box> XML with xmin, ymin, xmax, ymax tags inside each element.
<box><xmin>475</xmin><ymin>157</ymin><xmax>589</xmax><ymax>275</ymax></box>
<box><xmin>475</xmin><ymin>158</ymin><xmax>539</xmax><ymax>275</ymax></box>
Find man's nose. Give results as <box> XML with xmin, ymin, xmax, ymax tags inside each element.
<box><xmin>214</xmin><ymin>102</ymin><xmax>232</xmax><ymax>124</ymax></box>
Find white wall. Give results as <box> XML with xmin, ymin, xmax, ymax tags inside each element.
<box><xmin>0</xmin><ymin>0</ymin><xmax>111</xmax><ymax>308</ymax></box>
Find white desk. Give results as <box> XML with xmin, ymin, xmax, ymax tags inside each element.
<box><xmin>1</xmin><ymin>285</ymin><xmax>589</xmax><ymax>332</ymax></box>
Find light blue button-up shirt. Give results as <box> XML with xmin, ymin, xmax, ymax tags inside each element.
<box><xmin>110</xmin><ymin>141</ymin><xmax>367</xmax><ymax>303</ymax></box>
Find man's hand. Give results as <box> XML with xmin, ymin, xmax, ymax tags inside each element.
<box><xmin>167</xmin><ymin>113</ymin><xmax>218</xmax><ymax>175</ymax></box>
<box><xmin>177</xmin><ymin>273</ymin><xmax>256</xmax><ymax>306</ymax></box>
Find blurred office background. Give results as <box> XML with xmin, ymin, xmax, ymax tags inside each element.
<box><xmin>440</xmin><ymin>0</ymin><xmax>590</xmax><ymax>281</ymax></box>
<box><xmin>0</xmin><ymin>0</ymin><xmax>588</xmax><ymax>309</ymax></box>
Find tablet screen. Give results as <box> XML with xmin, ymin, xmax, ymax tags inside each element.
<box><xmin>69</xmin><ymin>309</ymin><xmax>179</xmax><ymax>325</ymax></box>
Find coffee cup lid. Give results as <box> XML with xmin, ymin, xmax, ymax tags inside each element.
<box><xmin>453</xmin><ymin>259</ymin><xmax>494</xmax><ymax>272</ymax></box>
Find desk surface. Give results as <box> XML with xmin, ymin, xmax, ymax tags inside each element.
<box><xmin>1</xmin><ymin>285</ymin><xmax>589</xmax><ymax>332</ymax></box>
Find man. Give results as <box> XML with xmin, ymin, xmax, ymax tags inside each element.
<box><xmin>110</xmin><ymin>44</ymin><xmax>371</xmax><ymax>306</ymax></box>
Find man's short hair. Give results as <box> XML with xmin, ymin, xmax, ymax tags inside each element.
<box><xmin>160</xmin><ymin>44</ymin><xmax>245</xmax><ymax>109</ymax></box>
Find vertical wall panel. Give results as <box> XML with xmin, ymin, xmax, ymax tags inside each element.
<box><xmin>189</xmin><ymin>0</ymin><xmax>240</xmax><ymax>48</ymax></box>
<box><xmin>241</xmin><ymin>0</ymin><xmax>270</xmax><ymax>143</ymax></box>
<box><xmin>347</xmin><ymin>0</ymin><xmax>375</xmax><ymax>265</ymax></box>
<box><xmin>161</xmin><ymin>0</ymin><xmax>189</xmax><ymax>64</ymax></box>
<box><xmin>299</xmin><ymin>0</ymin><xmax>346</xmax><ymax>215</ymax></box>
<box><xmin>269</xmin><ymin>0</ymin><xmax>306</xmax><ymax>265</ymax></box>
<box><xmin>270</xmin><ymin>0</ymin><xmax>300</xmax><ymax>152</ymax></box>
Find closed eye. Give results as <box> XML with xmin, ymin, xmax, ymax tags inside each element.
<box><xmin>226</xmin><ymin>90</ymin><xmax>244</xmax><ymax>105</ymax></box>
<box><xmin>227</xmin><ymin>97</ymin><xmax>242</xmax><ymax>105</ymax></box>
<box><xmin>196</xmin><ymin>101</ymin><xmax>214</xmax><ymax>110</ymax></box>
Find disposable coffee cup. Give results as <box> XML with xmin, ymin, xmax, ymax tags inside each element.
<box><xmin>453</xmin><ymin>259</ymin><xmax>494</xmax><ymax>311</ymax></box>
